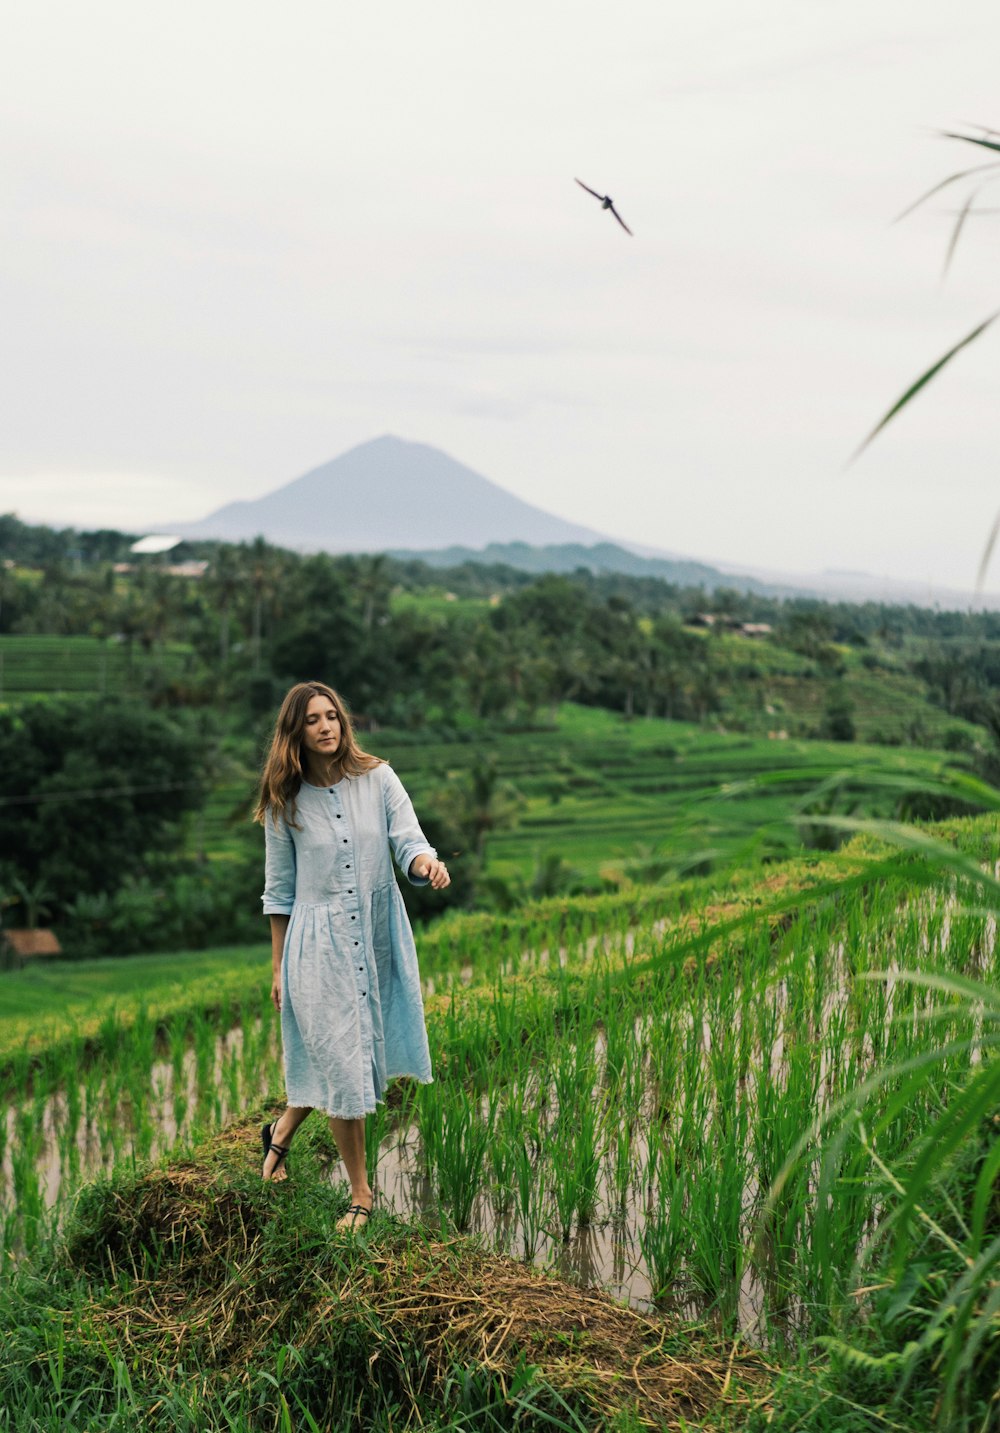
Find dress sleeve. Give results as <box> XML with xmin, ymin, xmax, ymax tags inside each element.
<box><xmin>261</xmin><ymin>809</ymin><xmax>297</xmax><ymax>915</ymax></box>
<box><xmin>382</xmin><ymin>765</ymin><xmax>437</xmax><ymax>885</ymax></box>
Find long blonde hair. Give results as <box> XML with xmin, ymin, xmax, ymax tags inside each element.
<box><xmin>254</xmin><ymin>681</ymin><xmax>381</xmax><ymax>828</ymax></box>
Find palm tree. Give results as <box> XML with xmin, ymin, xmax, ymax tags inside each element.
<box><xmin>244</xmin><ymin>537</ymin><xmax>284</xmax><ymax>674</ymax></box>
<box><xmin>354</xmin><ymin>553</ymin><xmax>392</xmax><ymax>635</ymax></box>
<box><xmin>203</xmin><ymin>545</ymin><xmax>244</xmax><ymax>668</ymax></box>
<box><xmin>433</xmin><ymin>756</ymin><xmax>524</xmax><ymax>866</ymax></box>
<box><xmin>10</xmin><ymin>876</ymin><xmax>54</xmax><ymax>929</ymax></box>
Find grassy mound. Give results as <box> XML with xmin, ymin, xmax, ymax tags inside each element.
<box><xmin>2</xmin><ymin>1115</ymin><xmax>766</xmax><ymax>1431</ymax></box>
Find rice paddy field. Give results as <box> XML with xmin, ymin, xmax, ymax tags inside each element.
<box><xmin>2</xmin><ymin>812</ymin><xmax>999</xmax><ymax>1429</ymax></box>
<box><xmin>0</xmin><ymin>634</ymin><xmax>193</xmax><ymax>698</ymax></box>
<box><xmin>698</xmin><ymin>630</ymin><xmax>977</xmax><ymax>747</ymax></box>
<box><xmin>379</xmin><ymin>704</ymin><xmax>981</xmax><ymax>885</ymax></box>
<box><xmin>189</xmin><ymin>702</ymin><xmax>978</xmax><ymax>896</ymax></box>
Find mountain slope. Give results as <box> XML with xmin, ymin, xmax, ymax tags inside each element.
<box><xmin>161</xmin><ymin>434</ymin><xmax>1000</xmax><ymax>609</ymax></box>
<box><xmin>168</xmin><ymin>436</ymin><xmax>607</xmax><ymax>551</ymax></box>
<box><xmin>387</xmin><ymin>539</ymin><xmax>773</xmax><ymax>591</ymax></box>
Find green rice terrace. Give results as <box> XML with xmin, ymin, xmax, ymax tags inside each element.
<box><xmin>1</xmin><ymin>625</ymin><xmax>986</xmax><ymax>754</ymax></box>
<box><xmin>1</xmin><ymin>813</ymin><xmax>998</xmax><ymax>1430</ymax></box>
<box><xmin>0</xmin><ymin>634</ymin><xmax>193</xmax><ymax>699</ymax></box>
<box><xmin>383</xmin><ymin>704</ymin><xmax>975</xmax><ymax>887</ymax></box>
<box><xmin>191</xmin><ymin>701</ymin><xmax>983</xmax><ymax>893</ymax></box>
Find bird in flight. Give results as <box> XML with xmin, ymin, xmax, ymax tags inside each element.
<box><xmin>574</xmin><ymin>178</ymin><xmax>633</xmax><ymax>235</ymax></box>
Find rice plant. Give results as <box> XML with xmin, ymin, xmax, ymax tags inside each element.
<box><xmin>435</xmin><ymin>1085</ymin><xmax>496</xmax><ymax>1231</ymax></box>
<box><xmin>364</xmin><ymin>1099</ymin><xmax>391</xmax><ymax>1188</ymax></box>
<box><xmin>3</xmin><ymin>780</ymin><xmax>1000</xmax><ymax>1426</ymax></box>
<box><xmin>512</xmin><ymin>1137</ymin><xmax>547</xmax><ymax>1261</ymax></box>
<box><xmin>605</xmin><ymin>1114</ymin><xmax>636</xmax><ymax>1220</ymax></box>
<box><xmin>638</xmin><ymin>1126</ymin><xmax>689</xmax><ymax>1302</ymax></box>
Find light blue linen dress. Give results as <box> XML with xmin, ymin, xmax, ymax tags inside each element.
<box><xmin>261</xmin><ymin>762</ymin><xmax>435</xmax><ymax>1119</ymax></box>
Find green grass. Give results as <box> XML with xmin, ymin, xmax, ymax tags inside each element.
<box><xmin>0</xmin><ymin>862</ymin><xmax>740</xmax><ymax>1070</ymax></box>
<box><xmin>0</xmin><ymin>943</ymin><xmax>270</xmax><ymax>1071</ymax></box>
<box><xmin>757</xmin><ymin>661</ymin><xmax>980</xmax><ymax>744</ymax></box>
<box><xmin>0</xmin><ymin>1117</ymin><xmax>763</xmax><ymax>1430</ymax></box>
<box><xmin>0</xmin><ymin>944</ymin><xmax>269</xmax><ymax>1024</ymax></box>
<box><xmin>389</xmin><ymin>588</ymin><xmax>492</xmax><ymax>618</ymax></box>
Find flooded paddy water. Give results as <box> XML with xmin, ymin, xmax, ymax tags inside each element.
<box><xmin>0</xmin><ymin>1006</ymin><xmax>773</xmax><ymax>1331</ymax></box>
<box><xmin>2</xmin><ymin>866</ymin><xmax>997</xmax><ymax>1345</ymax></box>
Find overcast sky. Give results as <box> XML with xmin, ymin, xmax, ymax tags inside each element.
<box><xmin>4</xmin><ymin>1</ymin><xmax>1000</xmax><ymax>594</ymax></box>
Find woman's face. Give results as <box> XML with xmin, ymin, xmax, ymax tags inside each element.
<box><xmin>301</xmin><ymin>694</ymin><xmax>342</xmax><ymax>760</ymax></box>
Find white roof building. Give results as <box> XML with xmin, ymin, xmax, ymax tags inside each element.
<box><xmin>130</xmin><ymin>535</ymin><xmax>183</xmax><ymax>555</ymax></box>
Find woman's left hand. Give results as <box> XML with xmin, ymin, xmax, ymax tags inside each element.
<box><xmin>410</xmin><ymin>855</ymin><xmax>451</xmax><ymax>890</ymax></box>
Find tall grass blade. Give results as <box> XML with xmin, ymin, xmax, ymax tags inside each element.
<box><xmin>852</xmin><ymin>311</ymin><xmax>1000</xmax><ymax>460</ymax></box>
<box><xmin>892</xmin><ymin>160</ymin><xmax>1000</xmax><ymax>222</ymax></box>
<box><xmin>943</xmin><ymin>130</ymin><xmax>1000</xmax><ymax>155</ymax></box>
<box><xmin>941</xmin><ymin>187</ymin><xmax>980</xmax><ymax>279</ymax></box>
<box><xmin>974</xmin><ymin>506</ymin><xmax>1000</xmax><ymax>595</ymax></box>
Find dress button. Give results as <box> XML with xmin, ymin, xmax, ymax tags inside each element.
<box><xmin>353</xmin><ymin>941</ymin><xmax>358</xmax><ymax>946</ymax></box>
<box><xmin>345</xmin><ymin>865</ymin><xmax>351</xmax><ymax>870</ymax></box>
<box><xmin>343</xmin><ymin>839</ymin><xmax>347</xmax><ymax>844</ymax></box>
<box><xmin>351</xmin><ymin>915</ymin><xmax>356</xmax><ymax>920</ymax></box>
<box><xmin>336</xmin><ymin>814</ymin><xmax>342</xmax><ymax>819</ymax></box>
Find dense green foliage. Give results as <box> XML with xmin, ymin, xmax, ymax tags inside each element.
<box><xmin>4</xmin><ymin>516</ymin><xmax>1000</xmax><ymax>749</ymax></box>
<box><xmin>3</xmin><ymin>510</ymin><xmax>1000</xmax><ymax>955</ymax></box>
<box><xmin>0</xmin><ymin>694</ymin><xmax>980</xmax><ymax>957</ymax></box>
<box><xmin>0</xmin><ymin>698</ymin><xmax>204</xmax><ymax>913</ymax></box>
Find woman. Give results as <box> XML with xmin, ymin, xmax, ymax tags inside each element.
<box><xmin>254</xmin><ymin>680</ymin><xmax>449</xmax><ymax>1229</ymax></box>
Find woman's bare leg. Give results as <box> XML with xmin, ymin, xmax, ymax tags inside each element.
<box><xmin>263</xmin><ymin>1105</ymin><xmax>312</xmax><ymax>1181</ymax></box>
<box><xmin>328</xmin><ymin>1115</ymin><xmax>373</xmax><ymax>1227</ymax></box>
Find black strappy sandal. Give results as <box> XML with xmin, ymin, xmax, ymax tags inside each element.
<box><xmin>261</xmin><ymin>1121</ymin><xmax>291</xmax><ymax>1179</ymax></box>
<box><xmin>340</xmin><ymin>1203</ymin><xmax>372</xmax><ymax>1231</ymax></box>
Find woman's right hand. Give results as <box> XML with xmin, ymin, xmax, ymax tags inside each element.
<box><xmin>268</xmin><ymin>916</ymin><xmax>289</xmax><ymax>1013</ymax></box>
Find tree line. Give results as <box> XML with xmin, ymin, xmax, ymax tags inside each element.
<box><xmin>6</xmin><ymin>514</ymin><xmax>1000</xmax><ymax>736</ymax></box>
<box><xmin>5</xmin><ymin>514</ymin><xmax>1000</xmax><ymax>955</ymax></box>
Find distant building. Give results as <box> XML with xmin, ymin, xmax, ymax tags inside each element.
<box><xmin>2</xmin><ymin>929</ymin><xmax>62</xmax><ymax>964</ymax></box>
<box><xmin>740</xmin><ymin>623</ymin><xmax>773</xmax><ymax>638</ymax></box>
<box><xmin>164</xmin><ymin>560</ymin><xmax>208</xmax><ymax>579</ymax></box>
<box><xmin>130</xmin><ymin>535</ymin><xmax>183</xmax><ymax>556</ymax></box>
<box><xmin>126</xmin><ymin>537</ymin><xmax>204</xmax><ymax>577</ymax></box>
